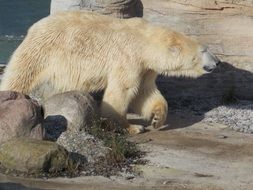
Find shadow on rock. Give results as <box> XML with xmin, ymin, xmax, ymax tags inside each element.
<box><xmin>156</xmin><ymin>62</ymin><xmax>253</xmax><ymax>130</ymax></box>
<box><xmin>93</xmin><ymin>62</ymin><xmax>253</xmax><ymax>131</ymax></box>
<box><xmin>69</xmin><ymin>152</ymin><xmax>87</xmax><ymax>164</ymax></box>
<box><xmin>43</xmin><ymin>115</ymin><xmax>68</xmax><ymax>141</ymax></box>
<box><xmin>0</xmin><ymin>182</ymin><xmax>44</xmax><ymax>190</ymax></box>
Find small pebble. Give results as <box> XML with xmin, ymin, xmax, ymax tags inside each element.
<box><xmin>125</xmin><ymin>175</ymin><xmax>135</xmax><ymax>180</ymax></box>
<box><xmin>218</xmin><ymin>135</ymin><xmax>228</xmax><ymax>139</ymax></box>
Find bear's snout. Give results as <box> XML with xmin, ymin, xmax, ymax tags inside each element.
<box><xmin>202</xmin><ymin>49</ymin><xmax>220</xmax><ymax>73</ymax></box>
<box><xmin>203</xmin><ymin>65</ymin><xmax>216</xmax><ymax>73</ymax></box>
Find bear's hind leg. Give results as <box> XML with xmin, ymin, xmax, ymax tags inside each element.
<box><xmin>0</xmin><ymin>38</ymin><xmax>45</xmax><ymax>94</ymax></box>
<box><xmin>101</xmin><ymin>78</ymin><xmax>144</xmax><ymax>135</ymax></box>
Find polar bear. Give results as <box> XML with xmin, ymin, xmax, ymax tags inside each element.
<box><xmin>0</xmin><ymin>11</ymin><xmax>220</xmax><ymax>134</ymax></box>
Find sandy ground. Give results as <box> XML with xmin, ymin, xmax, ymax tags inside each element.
<box><xmin>0</xmin><ymin>112</ymin><xmax>252</xmax><ymax>190</ymax></box>
<box><xmin>0</xmin><ymin>70</ymin><xmax>252</xmax><ymax>190</ymax></box>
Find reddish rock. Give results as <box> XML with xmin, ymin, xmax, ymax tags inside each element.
<box><xmin>0</xmin><ymin>91</ymin><xmax>43</xmax><ymax>143</ymax></box>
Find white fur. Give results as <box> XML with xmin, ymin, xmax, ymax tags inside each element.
<box><xmin>0</xmin><ymin>11</ymin><xmax>217</xmax><ymax>134</ymax></box>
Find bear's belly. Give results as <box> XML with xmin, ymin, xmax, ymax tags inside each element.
<box><xmin>30</xmin><ymin>74</ymin><xmax>107</xmax><ymax>101</ymax></box>
<box><xmin>79</xmin><ymin>76</ymin><xmax>107</xmax><ymax>92</ymax></box>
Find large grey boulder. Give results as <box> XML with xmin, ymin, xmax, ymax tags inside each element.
<box><xmin>42</xmin><ymin>91</ymin><xmax>107</xmax><ymax>162</ymax></box>
<box><xmin>50</xmin><ymin>0</ymin><xmax>143</xmax><ymax>18</ymax></box>
<box><xmin>43</xmin><ymin>91</ymin><xmax>99</xmax><ymax>138</ymax></box>
<box><xmin>0</xmin><ymin>138</ymin><xmax>69</xmax><ymax>174</ymax></box>
<box><xmin>43</xmin><ymin>91</ymin><xmax>108</xmax><ymax>162</ymax></box>
<box><xmin>0</xmin><ymin>91</ymin><xmax>43</xmax><ymax>143</ymax></box>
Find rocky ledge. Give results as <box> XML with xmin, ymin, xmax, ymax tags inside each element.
<box><xmin>0</xmin><ymin>91</ymin><xmax>142</xmax><ymax>177</ymax></box>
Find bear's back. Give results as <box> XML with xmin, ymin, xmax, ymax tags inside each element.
<box><xmin>27</xmin><ymin>11</ymin><xmax>149</xmax><ymax>40</ymax></box>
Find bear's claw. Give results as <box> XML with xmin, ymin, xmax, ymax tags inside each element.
<box><xmin>151</xmin><ymin>111</ymin><xmax>166</xmax><ymax>129</ymax></box>
<box><xmin>127</xmin><ymin>125</ymin><xmax>145</xmax><ymax>135</ymax></box>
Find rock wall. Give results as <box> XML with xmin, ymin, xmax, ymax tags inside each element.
<box><xmin>50</xmin><ymin>0</ymin><xmax>253</xmax><ymax>101</ymax></box>
<box><xmin>50</xmin><ymin>0</ymin><xmax>143</xmax><ymax>18</ymax></box>
<box><xmin>142</xmin><ymin>0</ymin><xmax>253</xmax><ymax>101</ymax></box>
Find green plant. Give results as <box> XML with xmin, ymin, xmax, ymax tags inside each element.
<box><xmin>85</xmin><ymin>119</ymin><xmax>141</xmax><ymax>164</ymax></box>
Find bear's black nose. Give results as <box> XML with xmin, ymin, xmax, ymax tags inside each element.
<box><xmin>216</xmin><ymin>60</ymin><xmax>221</xmax><ymax>66</ymax></box>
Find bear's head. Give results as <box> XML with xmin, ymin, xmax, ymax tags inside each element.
<box><xmin>154</xmin><ymin>30</ymin><xmax>220</xmax><ymax>78</ymax></box>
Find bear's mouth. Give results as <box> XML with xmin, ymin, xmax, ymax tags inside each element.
<box><xmin>203</xmin><ymin>65</ymin><xmax>216</xmax><ymax>73</ymax></box>
<box><xmin>204</xmin><ymin>67</ymin><xmax>214</xmax><ymax>73</ymax></box>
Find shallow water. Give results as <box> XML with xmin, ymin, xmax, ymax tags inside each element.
<box><xmin>0</xmin><ymin>36</ymin><xmax>23</xmax><ymax>63</ymax></box>
<box><xmin>0</xmin><ymin>0</ymin><xmax>50</xmax><ymax>64</ymax></box>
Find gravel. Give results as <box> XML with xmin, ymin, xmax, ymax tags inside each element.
<box><xmin>169</xmin><ymin>98</ymin><xmax>253</xmax><ymax>134</ymax></box>
<box><xmin>56</xmin><ymin>129</ymin><xmax>109</xmax><ymax>163</ymax></box>
<box><xmin>204</xmin><ymin>100</ymin><xmax>253</xmax><ymax>133</ymax></box>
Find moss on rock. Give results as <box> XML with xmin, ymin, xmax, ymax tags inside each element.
<box><xmin>0</xmin><ymin>138</ymin><xmax>70</xmax><ymax>175</ymax></box>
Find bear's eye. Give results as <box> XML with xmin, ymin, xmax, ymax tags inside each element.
<box><xmin>192</xmin><ymin>57</ymin><xmax>197</xmax><ymax>62</ymax></box>
<box><xmin>200</xmin><ymin>46</ymin><xmax>208</xmax><ymax>53</ymax></box>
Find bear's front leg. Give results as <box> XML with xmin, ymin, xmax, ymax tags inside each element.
<box><xmin>149</xmin><ymin>95</ymin><xmax>168</xmax><ymax>129</ymax></box>
<box><xmin>101</xmin><ymin>79</ymin><xmax>144</xmax><ymax>135</ymax></box>
<box><xmin>130</xmin><ymin>71</ymin><xmax>168</xmax><ymax>129</ymax></box>
<box><xmin>131</xmin><ymin>89</ymin><xmax>168</xmax><ymax>129</ymax></box>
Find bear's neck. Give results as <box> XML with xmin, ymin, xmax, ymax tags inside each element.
<box><xmin>141</xmin><ymin>26</ymin><xmax>180</xmax><ymax>74</ymax></box>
